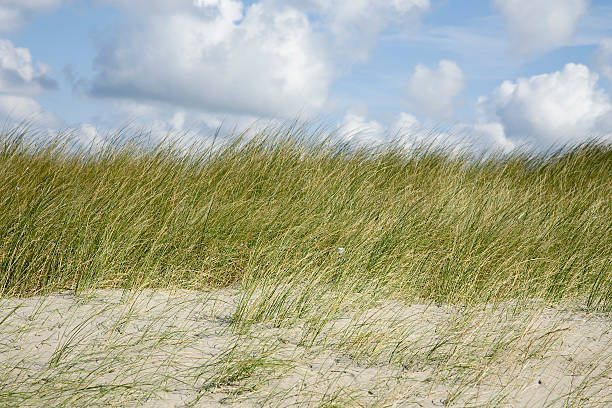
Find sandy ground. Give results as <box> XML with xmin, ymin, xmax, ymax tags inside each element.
<box><xmin>1</xmin><ymin>290</ymin><xmax>611</xmax><ymax>407</ymax></box>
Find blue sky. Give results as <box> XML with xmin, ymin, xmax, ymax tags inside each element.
<box><xmin>1</xmin><ymin>0</ymin><xmax>612</xmax><ymax>151</ymax></box>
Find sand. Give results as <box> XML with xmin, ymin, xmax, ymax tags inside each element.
<box><xmin>1</xmin><ymin>290</ymin><xmax>610</xmax><ymax>407</ymax></box>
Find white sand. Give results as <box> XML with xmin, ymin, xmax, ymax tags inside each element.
<box><xmin>1</xmin><ymin>290</ymin><xmax>610</xmax><ymax>407</ymax></box>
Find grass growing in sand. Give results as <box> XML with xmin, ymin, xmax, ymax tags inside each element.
<box><xmin>0</xmin><ymin>124</ymin><xmax>610</xmax><ymax>407</ymax></box>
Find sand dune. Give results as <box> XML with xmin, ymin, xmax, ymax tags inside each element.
<box><xmin>1</xmin><ymin>290</ymin><xmax>610</xmax><ymax>407</ymax></box>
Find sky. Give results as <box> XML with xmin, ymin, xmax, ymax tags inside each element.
<box><xmin>1</xmin><ymin>0</ymin><xmax>612</xmax><ymax>151</ymax></box>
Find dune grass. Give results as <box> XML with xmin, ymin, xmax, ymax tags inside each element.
<box><xmin>1</xmin><ymin>124</ymin><xmax>610</xmax><ymax>308</ymax></box>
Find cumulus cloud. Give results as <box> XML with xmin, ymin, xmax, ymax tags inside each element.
<box><xmin>390</xmin><ymin>112</ymin><xmax>439</xmax><ymax>148</ymax></box>
<box><xmin>0</xmin><ymin>94</ymin><xmax>60</xmax><ymax>127</ymax></box>
<box><xmin>73</xmin><ymin>123</ymin><xmax>108</xmax><ymax>150</ymax></box>
<box><xmin>0</xmin><ymin>39</ymin><xmax>59</xmax><ymax>127</ymax></box>
<box><xmin>451</xmin><ymin>122</ymin><xmax>516</xmax><ymax>153</ymax></box>
<box><xmin>92</xmin><ymin>0</ymin><xmax>432</xmax><ymax>120</ymax></box>
<box><xmin>391</xmin><ymin>112</ymin><xmax>421</xmax><ymax>136</ymax></box>
<box><xmin>335</xmin><ymin>111</ymin><xmax>517</xmax><ymax>153</ymax></box>
<box><xmin>495</xmin><ymin>0</ymin><xmax>589</xmax><ymax>55</ymax></box>
<box><xmin>406</xmin><ymin>60</ymin><xmax>465</xmax><ymax>117</ymax></box>
<box><xmin>0</xmin><ymin>39</ymin><xmax>57</xmax><ymax>95</ymax></box>
<box><xmin>92</xmin><ymin>0</ymin><xmax>332</xmax><ymax>119</ymax></box>
<box><xmin>390</xmin><ymin>112</ymin><xmax>512</xmax><ymax>153</ymax></box>
<box><xmin>478</xmin><ymin>63</ymin><xmax>612</xmax><ymax>146</ymax></box>
<box><xmin>112</xmin><ymin>99</ymin><xmax>258</xmax><ymax>136</ymax></box>
<box><xmin>594</xmin><ymin>38</ymin><xmax>612</xmax><ymax>82</ymax></box>
<box><xmin>337</xmin><ymin>112</ymin><xmax>385</xmax><ymax>146</ymax></box>
<box><xmin>70</xmin><ymin>121</ymin><xmax>205</xmax><ymax>154</ymax></box>
<box><xmin>0</xmin><ymin>0</ymin><xmax>66</xmax><ymax>32</ymax></box>
<box><xmin>101</xmin><ymin>99</ymin><xmax>276</xmax><ymax>152</ymax></box>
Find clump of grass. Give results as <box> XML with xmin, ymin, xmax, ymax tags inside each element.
<box><xmin>0</xmin><ymin>123</ymin><xmax>610</xmax><ymax>311</ymax></box>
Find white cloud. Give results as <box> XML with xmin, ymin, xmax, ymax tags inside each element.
<box><xmin>406</xmin><ymin>60</ymin><xmax>465</xmax><ymax>117</ymax></box>
<box><xmin>102</xmin><ymin>99</ymin><xmax>271</xmax><ymax>151</ymax></box>
<box><xmin>0</xmin><ymin>8</ymin><xmax>21</xmax><ymax>32</ymax></box>
<box><xmin>112</xmin><ymin>99</ymin><xmax>254</xmax><ymax>135</ymax></box>
<box><xmin>70</xmin><ymin>120</ymin><xmax>204</xmax><ymax>154</ymax></box>
<box><xmin>73</xmin><ymin>123</ymin><xmax>108</xmax><ymax>151</ymax></box>
<box><xmin>338</xmin><ymin>112</ymin><xmax>385</xmax><ymax>146</ymax></box>
<box><xmin>0</xmin><ymin>39</ymin><xmax>59</xmax><ymax>127</ymax></box>
<box><xmin>335</xmin><ymin>111</ymin><xmax>517</xmax><ymax>153</ymax></box>
<box><xmin>0</xmin><ymin>39</ymin><xmax>56</xmax><ymax>95</ymax></box>
<box><xmin>92</xmin><ymin>0</ymin><xmax>332</xmax><ymax>119</ymax></box>
<box><xmin>93</xmin><ymin>0</ymin><xmax>432</xmax><ymax>120</ymax></box>
<box><xmin>0</xmin><ymin>94</ymin><xmax>60</xmax><ymax>127</ymax></box>
<box><xmin>478</xmin><ymin>63</ymin><xmax>612</xmax><ymax>146</ymax></box>
<box><xmin>594</xmin><ymin>38</ymin><xmax>612</xmax><ymax>82</ymax></box>
<box><xmin>0</xmin><ymin>0</ymin><xmax>66</xmax><ymax>32</ymax></box>
<box><xmin>495</xmin><ymin>0</ymin><xmax>589</xmax><ymax>55</ymax></box>
<box><xmin>451</xmin><ymin>122</ymin><xmax>516</xmax><ymax>153</ymax></box>
<box><xmin>391</xmin><ymin>112</ymin><xmax>421</xmax><ymax>136</ymax></box>
<box><xmin>298</xmin><ymin>0</ymin><xmax>430</xmax><ymax>60</ymax></box>
<box><xmin>390</xmin><ymin>112</ymin><xmax>437</xmax><ymax>148</ymax></box>
<box><xmin>390</xmin><ymin>112</ymin><xmax>507</xmax><ymax>153</ymax></box>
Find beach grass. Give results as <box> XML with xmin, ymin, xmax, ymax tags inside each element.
<box><xmin>1</xmin><ymin>124</ymin><xmax>610</xmax><ymax>308</ymax></box>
